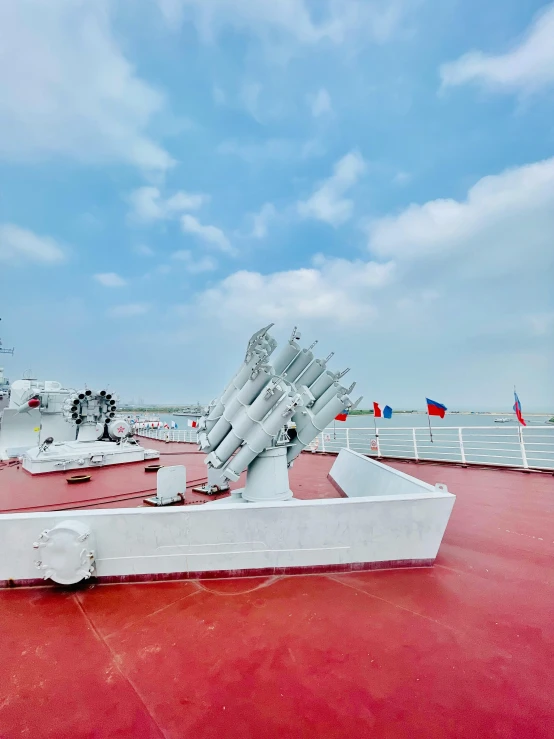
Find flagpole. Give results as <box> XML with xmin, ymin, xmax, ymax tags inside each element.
<box><xmin>514</xmin><ymin>384</ymin><xmax>522</xmax><ymax>441</ymax></box>
<box><xmin>427</xmin><ymin>405</ymin><xmax>433</xmax><ymax>443</ymax></box>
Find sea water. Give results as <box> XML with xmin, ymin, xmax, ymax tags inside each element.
<box><xmin>151</xmin><ymin>411</ymin><xmax>554</xmax><ymax>469</ymax></box>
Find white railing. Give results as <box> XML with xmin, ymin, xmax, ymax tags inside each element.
<box><xmin>135</xmin><ymin>425</ymin><xmax>554</xmax><ymax>470</ymax></box>
<box><xmin>136</xmin><ymin>428</ymin><xmax>198</xmax><ymax>443</ymax></box>
<box><xmin>307</xmin><ymin>426</ymin><xmax>554</xmax><ymax>470</ymax></box>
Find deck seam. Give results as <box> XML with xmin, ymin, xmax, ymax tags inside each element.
<box><xmin>195</xmin><ymin>575</ymin><xmax>280</xmax><ymax>597</ymax></box>
<box><xmin>82</xmin><ymin>585</ymin><xmax>204</xmax><ymax>640</ymax></box>
<box><xmin>326</xmin><ymin>573</ymin><xmax>467</xmax><ymax>636</ymax></box>
<box><xmin>72</xmin><ymin>593</ymin><xmax>169</xmax><ymax>739</ymax></box>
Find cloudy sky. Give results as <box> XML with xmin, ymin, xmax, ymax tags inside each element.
<box><xmin>1</xmin><ymin>0</ymin><xmax>553</xmax><ymax>410</ymax></box>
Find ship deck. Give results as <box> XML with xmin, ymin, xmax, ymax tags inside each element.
<box><xmin>0</xmin><ymin>438</ymin><xmax>346</xmax><ymax>513</ymax></box>
<box><xmin>1</xmin><ymin>444</ymin><xmax>553</xmax><ymax>737</ymax></box>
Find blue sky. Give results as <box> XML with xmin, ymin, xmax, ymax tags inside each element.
<box><xmin>1</xmin><ymin>0</ymin><xmax>553</xmax><ymax>411</ymax></box>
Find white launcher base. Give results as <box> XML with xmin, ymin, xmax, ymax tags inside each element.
<box><xmin>22</xmin><ymin>440</ymin><xmax>160</xmax><ymax>475</ymax></box>
<box><xmin>0</xmin><ymin>449</ymin><xmax>455</xmax><ymax>586</ymax></box>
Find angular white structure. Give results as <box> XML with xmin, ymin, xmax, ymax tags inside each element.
<box><xmin>0</xmin><ymin>451</ymin><xmax>455</xmax><ymax>585</ymax></box>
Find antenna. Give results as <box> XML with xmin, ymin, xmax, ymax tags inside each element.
<box><xmin>193</xmin><ymin>325</ymin><xmax>359</xmax><ymax>502</ymax></box>
<box><xmin>0</xmin><ymin>319</ymin><xmax>14</xmax><ymax>356</ymax></box>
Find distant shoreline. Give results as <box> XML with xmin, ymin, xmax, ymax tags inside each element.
<box><xmin>342</xmin><ymin>410</ymin><xmax>552</xmax><ymax>416</ymax></box>
<box><xmin>123</xmin><ymin>406</ymin><xmax>552</xmax><ymax>417</ymax></box>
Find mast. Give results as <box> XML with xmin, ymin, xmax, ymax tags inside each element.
<box><xmin>0</xmin><ymin>319</ymin><xmax>15</xmax><ymax>356</ymax></box>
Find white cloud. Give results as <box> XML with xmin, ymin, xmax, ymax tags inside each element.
<box><xmin>0</xmin><ymin>1</ymin><xmax>173</xmax><ymax>172</ymax></box>
<box><xmin>170</xmin><ymin>155</ymin><xmax>552</xmax><ymax>378</ymax></box>
<box><xmin>309</xmin><ymin>88</ymin><xmax>332</xmax><ymax>117</ymax></box>
<box><xmin>181</xmin><ymin>214</ymin><xmax>234</xmax><ymax>254</ymax></box>
<box><xmin>298</xmin><ymin>151</ymin><xmax>366</xmax><ymax>226</ymax></box>
<box><xmin>368</xmin><ymin>157</ymin><xmax>554</xmax><ymax>276</ymax></box>
<box><xmin>108</xmin><ymin>303</ymin><xmax>150</xmax><ymax>318</ymax></box>
<box><xmin>194</xmin><ymin>256</ymin><xmax>395</xmax><ymax>326</ymax></box>
<box><xmin>172</xmin><ymin>250</ymin><xmax>218</xmax><ymax>273</ymax></box>
<box><xmin>156</xmin><ymin>0</ymin><xmax>405</xmax><ymax>46</ymax></box>
<box><xmin>249</xmin><ymin>203</ymin><xmax>277</xmax><ymax>239</ymax></box>
<box><xmin>133</xmin><ymin>244</ymin><xmax>155</xmax><ymax>257</ymax></box>
<box><xmin>94</xmin><ymin>272</ymin><xmax>127</xmax><ymax>287</ymax></box>
<box><xmin>440</xmin><ymin>5</ymin><xmax>554</xmax><ymax>94</ymax></box>
<box><xmin>0</xmin><ymin>224</ymin><xmax>65</xmax><ymax>264</ymax></box>
<box><xmin>127</xmin><ymin>187</ymin><xmax>208</xmax><ymax>223</ymax></box>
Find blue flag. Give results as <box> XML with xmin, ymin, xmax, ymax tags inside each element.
<box><xmin>383</xmin><ymin>405</ymin><xmax>393</xmax><ymax>419</ymax></box>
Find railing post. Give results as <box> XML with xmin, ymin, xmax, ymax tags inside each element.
<box><xmin>376</xmin><ymin>428</ymin><xmax>381</xmax><ymax>458</ymax></box>
<box><xmin>519</xmin><ymin>427</ymin><xmax>529</xmax><ymax>469</ymax></box>
<box><xmin>412</xmin><ymin>428</ymin><xmax>418</xmax><ymax>461</ymax></box>
<box><xmin>458</xmin><ymin>428</ymin><xmax>466</xmax><ymax>464</ymax></box>
<box><xmin>345</xmin><ymin>428</ymin><xmax>350</xmax><ymax>451</ymax></box>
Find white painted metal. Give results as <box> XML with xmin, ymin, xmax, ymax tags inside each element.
<box><xmin>518</xmin><ymin>426</ymin><xmax>529</xmax><ymax>469</ymax></box>
<box><xmin>107</xmin><ymin>418</ymin><xmax>131</xmax><ymax>440</ymax></box>
<box><xmin>137</xmin><ymin>428</ymin><xmax>198</xmax><ymax>443</ymax></box>
<box><xmin>22</xmin><ymin>439</ymin><xmax>159</xmax><ymax>474</ymax></box>
<box><xmin>0</xmin><ymin>379</ymin><xmax>77</xmax><ymax>458</ymax></box>
<box><xmin>329</xmin><ymin>449</ymin><xmax>453</xmax><ymax>501</ymax></box>
<box><xmin>62</xmin><ymin>388</ymin><xmax>120</xmax><ymax>439</ymax></box>
<box><xmin>145</xmin><ymin>465</ymin><xmax>186</xmax><ymax>506</ymax></box>
<box><xmin>458</xmin><ymin>428</ymin><xmax>466</xmax><ymax>464</ymax></box>
<box><xmin>1</xmin><ymin>464</ymin><xmax>455</xmax><ymax>583</ymax></box>
<box><xmin>238</xmin><ymin>446</ymin><xmax>293</xmax><ymax>503</ymax></box>
<box><xmin>194</xmin><ymin>464</ymin><xmax>230</xmax><ymax>494</ymax></box>
<box><xmin>412</xmin><ymin>428</ymin><xmax>419</xmax><ymax>461</ymax></box>
<box><xmin>313</xmin><ymin>425</ymin><xmax>554</xmax><ymax>470</ymax></box>
<box><xmin>198</xmin><ymin>325</ymin><xmax>360</xmax><ymax>493</ymax></box>
<box><xmin>33</xmin><ymin>520</ymin><xmax>95</xmax><ymax>584</ymax></box>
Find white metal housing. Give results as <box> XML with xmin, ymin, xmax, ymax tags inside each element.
<box><xmin>197</xmin><ymin>325</ymin><xmax>361</xmax><ymax>500</ymax></box>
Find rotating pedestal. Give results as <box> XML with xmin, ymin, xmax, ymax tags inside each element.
<box><xmin>237</xmin><ymin>446</ymin><xmax>293</xmax><ymax>503</ymax></box>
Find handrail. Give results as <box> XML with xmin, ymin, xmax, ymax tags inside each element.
<box><xmin>135</xmin><ymin>425</ymin><xmax>554</xmax><ymax>471</ymax></box>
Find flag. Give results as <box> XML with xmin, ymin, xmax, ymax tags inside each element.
<box><xmin>374</xmin><ymin>402</ymin><xmax>393</xmax><ymax>419</ymax></box>
<box><xmin>513</xmin><ymin>392</ymin><xmax>526</xmax><ymax>426</ymax></box>
<box><xmin>335</xmin><ymin>409</ymin><xmax>349</xmax><ymax>422</ymax></box>
<box><xmin>188</xmin><ymin>419</ymin><xmax>199</xmax><ymax>428</ymax></box>
<box><xmin>426</xmin><ymin>398</ymin><xmax>447</xmax><ymax>418</ymax></box>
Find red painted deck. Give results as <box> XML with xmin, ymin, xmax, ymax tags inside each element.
<box><xmin>1</xmin><ymin>448</ymin><xmax>553</xmax><ymax>737</ymax></box>
<box><xmin>0</xmin><ymin>439</ymin><xmax>345</xmax><ymax>512</ymax></box>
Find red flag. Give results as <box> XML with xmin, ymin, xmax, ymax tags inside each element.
<box><xmin>513</xmin><ymin>393</ymin><xmax>526</xmax><ymax>426</ymax></box>
<box><xmin>426</xmin><ymin>398</ymin><xmax>447</xmax><ymax>419</ymax></box>
<box><xmin>373</xmin><ymin>402</ymin><xmax>382</xmax><ymax>418</ymax></box>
